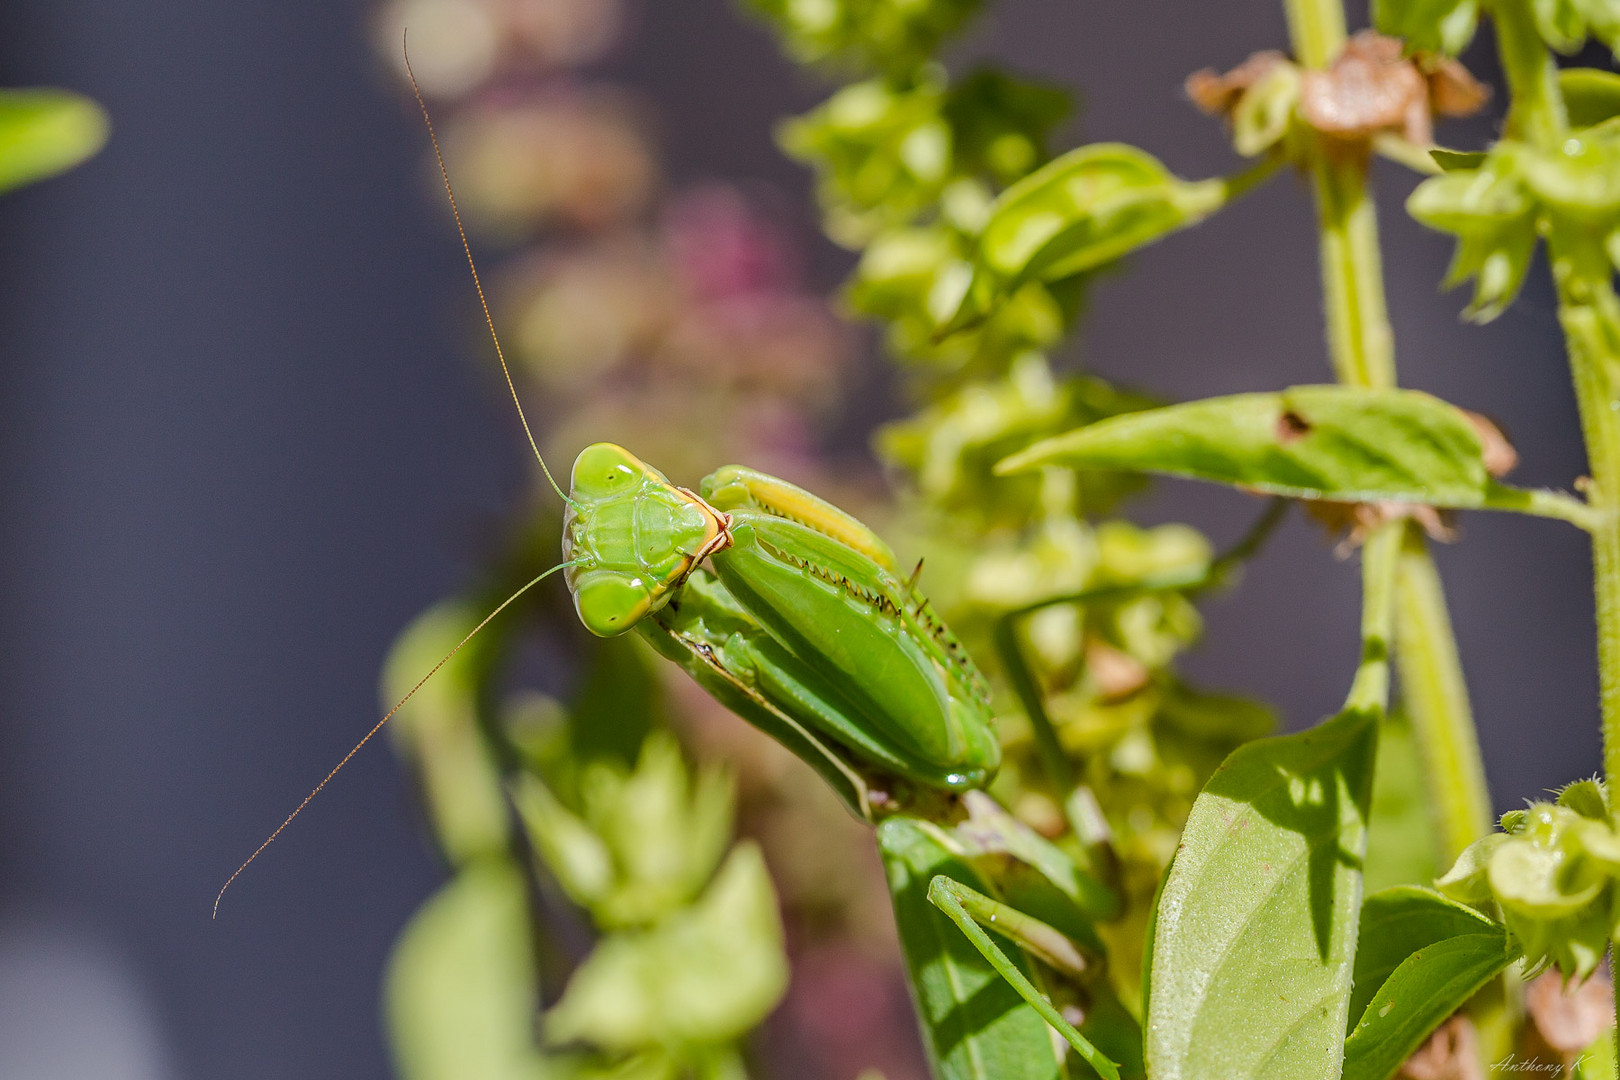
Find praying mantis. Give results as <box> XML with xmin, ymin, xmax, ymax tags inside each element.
<box><xmin>218</xmin><ymin>46</ymin><xmax>1132</xmax><ymax>1080</ymax></box>
<box><xmin>557</xmin><ymin>449</ymin><xmax>1127</xmax><ymax>1079</ymax></box>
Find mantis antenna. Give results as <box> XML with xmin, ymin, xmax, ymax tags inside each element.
<box><xmin>213</xmin><ymin>560</ymin><xmax>573</xmax><ymax>918</ymax></box>
<box><xmin>404</xmin><ymin>32</ymin><xmax>574</xmax><ymax>508</ymax></box>
<box><xmin>215</xmin><ymin>38</ymin><xmax>584</xmax><ymax>917</ymax></box>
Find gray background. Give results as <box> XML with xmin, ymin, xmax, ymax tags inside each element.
<box><xmin>0</xmin><ymin>1</ymin><xmax>1598</xmax><ymax>1077</ymax></box>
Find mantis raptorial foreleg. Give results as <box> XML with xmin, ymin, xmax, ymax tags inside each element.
<box><xmin>926</xmin><ymin>877</ymin><xmax>1120</xmax><ymax>1080</ymax></box>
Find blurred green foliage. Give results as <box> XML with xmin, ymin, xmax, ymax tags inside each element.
<box><xmin>0</xmin><ymin>87</ymin><xmax>106</xmax><ymax>195</ymax></box>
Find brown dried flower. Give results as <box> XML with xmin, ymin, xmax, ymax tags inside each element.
<box><xmin>1399</xmin><ymin>1015</ymin><xmax>1483</xmax><ymax>1080</ymax></box>
<box><xmin>1299</xmin><ymin>32</ymin><xmax>1433</xmax><ymax>145</ymax></box>
<box><xmin>1186</xmin><ymin>51</ymin><xmax>1290</xmax><ymax>117</ymax></box>
<box><xmin>1461</xmin><ymin>409</ymin><xmax>1518</xmax><ymax>479</ymax></box>
<box><xmin>1298</xmin><ymin>32</ymin><xmax>1487</xmax><ymax>147</ymax></box>
<box><xmin>1526</xmin><ymin>969</ymin><xmax>1615</xmax><ymax>1058</ymax></box>
<box><xmin>1305</xmin><ymin>499</ymin><xmax>1456</xmax><ymax>554</ymax></box>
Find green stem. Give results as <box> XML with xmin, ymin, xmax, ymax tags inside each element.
<box><xmin>1492</xmin><ymin>0</ymin><xmax>1568</xmax><ymax>147</ymax></box>
<box><xmin>1488</xmin><ymin>5</ymin><xmax>1620</xmax><ymax>1057</ymax></box>
<box><xmin>1311</xmin><ymin>155</ymin><xmax>1396</xmax><ymax>391</ymax></box>
<box><xmin>1284</xmin><ymin>13</ymin><xmax>1499</xmax><ymax>1065</ymax></box>
<box><xmin>1286</xmin><ymin>0</ymin><xmax>1490</xmax><ymax>859</ymax></box>
<box><xmin>1282</xmin><ymin>0</ymin><xmax>1346</xmax><ymax>68</ymax></box>
<box><xmin>1393</xmin><ymin>523</ymin><xmax>1493</xmax><ymax>861</ymax></box>
<box><xmin>1553</xmin><ymin>258</ymin><xmax>1620</xmax><ymax>1073</ymax></box>
<box><xmin>1550</xmin><ymin>231</ymin><xmax>1620</xmax><ymax>800</ymax></box>
<box><xmin>1481</xmin><ymin>482</ymin><xmax>1604</xmax><ymax>530</ymax></box>
<box><xmin>992</xmin><ymin>617</ymin><xmax>1074</xmax><ymax>793</ymax></box>
<box><xmin>1348</xmin><ymin>522</ymin><xmax>1401</xmax><ymax>713</ymax></box>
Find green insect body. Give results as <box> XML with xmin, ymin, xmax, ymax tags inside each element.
<box><xmin>563</xmin><ymin>443</ymin><xmax>1001</xmax><ymax>795</ymax></box>
<box><xmin>561</xmin><ymin>443</ymin><xmax>728</xmax><ymax>637</ymax></box>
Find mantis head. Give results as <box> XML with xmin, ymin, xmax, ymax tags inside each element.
<box><xmin>562</xmin><ymin>443</ymin><xmax>730</xmax><ymax>637</ymax></box>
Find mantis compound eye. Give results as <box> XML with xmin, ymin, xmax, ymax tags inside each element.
<box><xmin>571</xmin><ymin>442</ymin><xmax>650</xmax><ymax>498</ymax></box>
<box><xmin>571</xmin><ymin>570</ymin><xmax>655</xmax><ymax>637</ymax></box>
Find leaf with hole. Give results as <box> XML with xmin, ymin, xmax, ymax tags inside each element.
<box><xmin>996</xmin><ymin>386</ymin><xmax>1589</xmax><ymax>526</ymax></box>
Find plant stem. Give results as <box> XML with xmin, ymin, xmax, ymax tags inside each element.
<box><xmin>1348</xmin><ymin>522</ymin><xmax>1401</xmax><ymax>713</ymax></box>
<box><xmin>1487</xmin><ymin>1</ymin><xmax>1620</xmax><ymax>1053</ymax></box>
<box><xmin>1310</xmin><ymin>155</ymin><xmax>1396</xmax><ymax>391</ymax></box>
<box><xmin>1285</xmin><ymin>10</ymin><xmax>1501</xmax><ymax>1059</ymax></box>
<box><xmin>1488</xmin><ymin>3</ymin><xmax>1620</xmax><ymax>803</ymax></box>
<box><xmin>1283</xmin><ymin>0</ymin><xmax>1345</xmax><ymax>69</ymax></box>
<box><xmin>1394</xmin><ymin>523</ymin><xmax>1493</xmax><ymax>860</ymax></box>
<box><xmin>1285</xmin><ymin>0</ymin><xmax>1491</xmax><ymax>864</ymax></box>
<box><xmin>1491</xmin><ymin>0</ymin><xmax>1568</xmax><ymax>148</ymax></box>
<box><xmin>1550</xmin><ymin>232</ymin><xmax>1620</xmax><ymax>803</ymax></box>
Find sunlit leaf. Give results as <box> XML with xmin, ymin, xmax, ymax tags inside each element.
<box><xmin>1408</xmin><ymin>159</ymin><xmax>1537</xmax><ymax>321</ymax></box>
<box><xmin>973</xmin><ymin>143</ymin><xmax>1225</xmax><ymax>290</ymax></box>
<box><xmin>1361</xmin><ymin>714</ymin><xmax>1439</xmax><ymax>896</ymax></box>
<box><xmin>1145</xmin><ymin>708</ymin><xmax>1377</xmax><ymax>1079</ymax></box>
<box><xmin>996</xmin><ymin>386</ymin><xmax>1579</xmax><ymax>522</ymax></box>
<box><xmin>544</xmin><ymin>843</ymin><xmax>788</xmax><ymax>1052</ymax></box>
<box><xmin>386</xmin><ymin>863</ymin><xmax>548</xmax><ymax>1080</ymax></box>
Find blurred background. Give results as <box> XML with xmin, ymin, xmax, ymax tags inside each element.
<box><xmin>0</xmin><ymin>0</ymin><xmax>1601</xmax><ymax>1077</ymax></box>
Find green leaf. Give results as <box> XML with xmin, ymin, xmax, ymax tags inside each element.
<box><xmin>0</xmin><ymin>88</ymin><xmax>108</xmax><ymax>194</ymax></box>
<box><xmin>1145</xmin><ymin>708</ymin><xmax>1378</xmax><ymax>1080</ymax></box>
<box><xmin>1514</xmin><ymin>128</ymin><xmax>1620</xmax><ymax>218</ymax></box>
<box><xmin>1408</xmin><ymin>160</ymin><xmax>1538</xmax><ymax>321</ymax></box>
<box><xmin>1562</xmin><ymin>68</ymin><xmax>1620</xmax><ymax>128</ymax></box>
<box><xmin>995</xmin><ymin>386</ymin><xmax>1585</xmax><ymax>523</ymax></box>
<box><xmin>568</xmin><ymin>732</ymin><xmax>737</xmax><ymax>928</ymax></box>
<box><xmin>1341</xmin><ymin>887</ymin><xmax>1515</xmax><ymax>1080</ymax></box>
<box><xmin>1372</xmin><ymin>0</ymin><xmax>1480</xmax><ymax>54</ymax></box>
<box><xmin>1530</xmin><ymin>0</ymin><xmax>1595</xmax><ymax>53</ymax></box>
<box><xmin>779</xmin><ymin>75</ymin><xmax>954</xmax><ymax>244</ymax></box>
<box><xmin>975</xmin><ymin>143</ymin><xmax>1225</xmax><ymax>286</ymax></box>
<box><xmin>1428</xmin><ymin>148</ymin><xmax>1488</xmax><ymax>172</ymax></box>
<box><xmin>545</xmin><ymin>843</ymin><xmax>788</xmax><ymax>1052</ymax></box>
<box><xmin>1573</xmin><ymin>1025</ymin><xmax>1619</xmax><ymax>1079</ymax></box>
<box><xmin>1231</xmin><ymin>64</ymin><xmax>1301</xmax><ymax>158</ymax></box>
<box><xmin>386</xmin><ymin>863</ymin><xmax>549</xmax><ymax>1080</ymax></box>
<box><xmin>1345</xmin><ymin>886</ymin><xmax>1508</xmax><ymax>1026</ymax></box>
<box><xmin>512</xmin><ymin>773</ymin><xmax>615</xmax><ymax>910</ymax></box>
<box><xmin>877</xmin><ymin>815</ymin><xmax>1069</xmax><ymax>1080</ymax></box>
